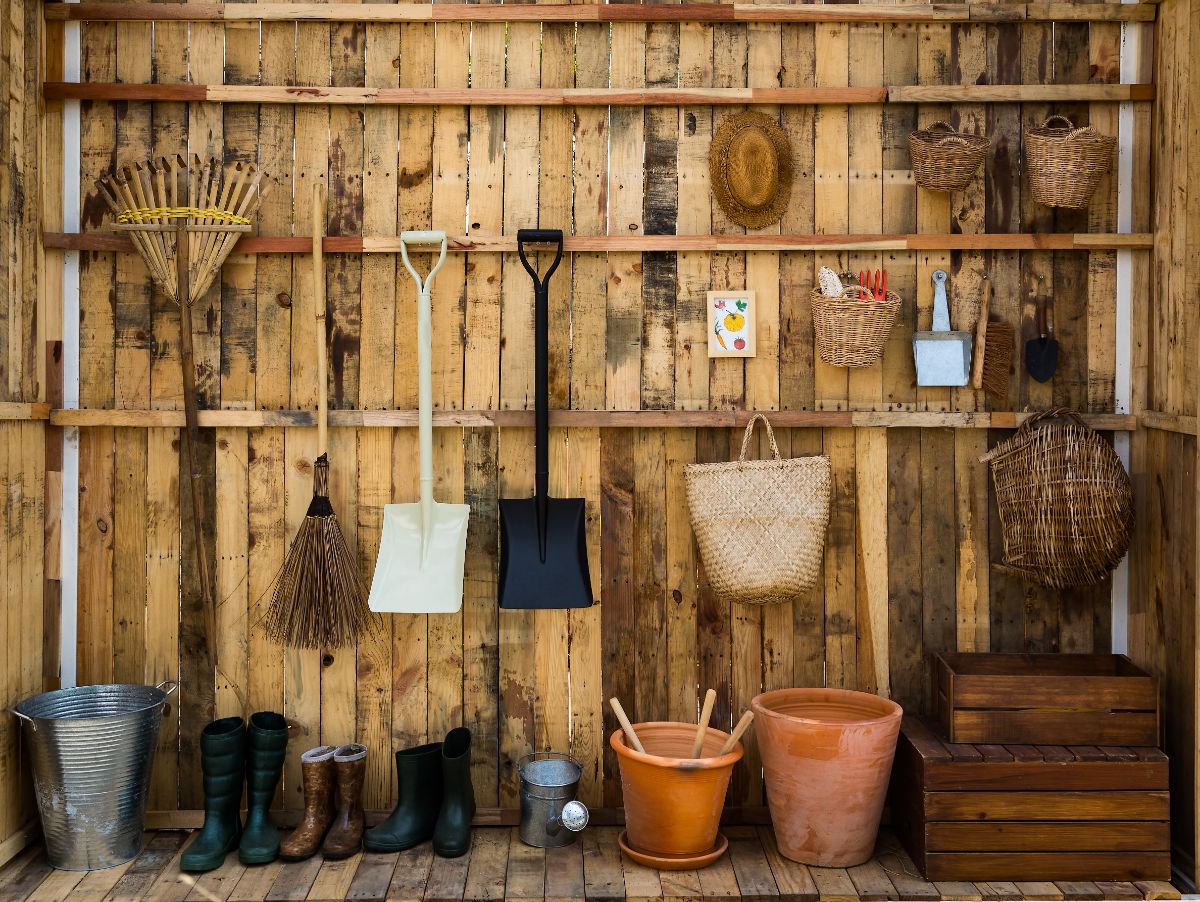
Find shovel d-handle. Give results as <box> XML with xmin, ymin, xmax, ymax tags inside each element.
<box><xmin>516</xmin><ymin>228</ymin><xmax>564</xmax><ymax>562</ymax></box>
<box><xmin>401</xmin><ymin>230</ymin><xmax>448</xmax><ymax>556</ymax></box>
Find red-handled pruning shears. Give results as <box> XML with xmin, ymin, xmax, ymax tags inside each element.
<box><xmin>858</xmin><ymin>269</ymin><xmax>888</xmax><ymax>301</ymax></box>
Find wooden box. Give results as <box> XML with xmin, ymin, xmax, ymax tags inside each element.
<box><xmin>891</xmin><ymin>717</ymin><xmax>1171</xmax><ymax>882</ymax></box>
<box><xmin>934</xmin><ymin>652</ymin><xmax>1160</xmax><ymax>746</ymax></box>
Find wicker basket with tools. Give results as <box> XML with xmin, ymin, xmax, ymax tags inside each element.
<box><xmin>1025</xmin><ymin>115</ymin><xmax>1116</xmax><ymax>209</ymax></box>
<box><xmin>810</xmin><ymin>272</ymin><xmax>902</xmax><ymax>368</ymax></box>
<box><xmin>981</xmin><ymin>407</ymin><xmax>1133</xmax><ymax>588</ymax></box>
<box><xmin>685</xmin><ymin>415</ymin><xmax>831</xmax><ymax>605</ymax></box>
<box><xmin>909</xmin><ymin>121</ymin><xmax>990</xmax><ymax>192</ymax></box>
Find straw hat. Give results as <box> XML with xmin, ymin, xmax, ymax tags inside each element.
<box><xmin>709</xmin><ymin>110</ymin><xmax>793</xmax><ymax>229</ymax></box>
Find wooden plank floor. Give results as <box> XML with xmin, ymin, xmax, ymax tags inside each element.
<box><xmin>0</xmin><ymin>826</ymin><xmax>1183</xmax><ymax>901</ymax></box>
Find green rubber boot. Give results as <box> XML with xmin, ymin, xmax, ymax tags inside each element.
<box><xmin>181</xmin><ymin>717</ymin><xmax>246</xmax><ymax>873</ymax></box>
<box><xmin>363</xmin><ymin>742</ymin><xmax>443</xmax><ymax>852</ymax></box>
<box><xmin>239</xmin><ymin>711</ymin><xmax>289</xmax><ymax>865</ymax></box>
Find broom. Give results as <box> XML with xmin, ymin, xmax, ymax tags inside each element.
<box><xmin>264</xmin><ymin>182</ymin><xmax>373</xmax><ymax>649</ymax></box>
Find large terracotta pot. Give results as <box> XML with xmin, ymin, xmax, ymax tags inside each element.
<box><xmin>752</xmin><ymin>688</ymin><xmax>902</xmax><ymax>867</ymax></box>
<box><xmin>610</xmin><ymin>722</ymin><xmax>743</xmax><ymax>857</ymax></box>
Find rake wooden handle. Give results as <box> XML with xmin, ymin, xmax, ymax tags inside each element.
<box><xmin>609</xmin><ymin>697</ymin><xmax>645</xmax><ymax>754</ymax></box>
<box><xmin>970</xmin><ymin>274</ymin><xmax>991</xmax><ymax>391</ymax></box>
<box><xmin>691</xmin><ymin>689</ymin><xmax>717</xmax><ymax>758</ymax></box>
<box><xmin>718</xmin><ymin>711</ymin><xmax>755</xmax><ymax>756</ymax></box>
<box><xmin>312</xmin><ymin>182</ymin><xmax>328</xmax><ymax>456</ymax></box>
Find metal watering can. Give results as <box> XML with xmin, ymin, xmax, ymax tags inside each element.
<box><xmin>517</xmin><ymin>752</ymin><xmax>589</xmax><ymax>848</ymax></box>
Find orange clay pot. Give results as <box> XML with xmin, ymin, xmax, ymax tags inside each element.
<box><xmin>610</xmin><ymin>722</ymin><xmax>743</xmax><ymax>859</ymax></box>
<box><xmin>752</xmin><ymin>688</ymin><xmax>902</xmax><ymax>868</ymax></box>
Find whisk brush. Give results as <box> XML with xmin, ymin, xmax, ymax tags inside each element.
<box><xmin>971</xmin><ymin>274</ymin><xmax>1014</xmax><ymax>400</ymax></box>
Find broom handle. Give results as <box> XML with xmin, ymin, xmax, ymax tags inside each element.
<box><xmin>175</xmin><ymin>219</ymin><xmax>215</xmax><ymax>644</ymax></box>
<box><xmin>313</xmin><ymin>182</ymin><xmax>328</xmax><ymax>456</ymax></box>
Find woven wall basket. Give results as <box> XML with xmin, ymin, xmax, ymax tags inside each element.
<box><xmin>685</xmin><ymin>415</ymin><xmax>831</xmax><ymax>605</ymax></box>
<box><xmin>981</xmin><ymin>407</ymin><xmax>1133</xmax><ymax>589</ymax></box>
<box><xmin>1025</xmin><ymin>115</ymin><xmax>1116</xmax><ymax>209</ymax></box>
<box><xmin>909</xmin><ymin>121</ymin><xmax>990</xmax><ymax>192</ymax></box>
<box><xmin>810</xmin><ymin>287</ymin><xmax>902</xmax><ymax>368</ymax></box>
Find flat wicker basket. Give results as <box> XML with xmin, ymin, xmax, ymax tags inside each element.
<box><xmin>981</xmin><ymin>408</ymin><xmax>1133</xmax><ymax>588</ymax></box>
<box><xmin>811</xmin><ymin>285</ymin><xmax>902</xmax><ymax>368</ymax></box>
<box><xmin>685</xmin><ymin>415</ymin><xmax>831</xmax><ymax>605</ymax></box>
<box><xmin>909</xmin><ymin>121</ymin><xmax>990</xmax><ymax>192</ymax></box>
<box><xmin>1025</xmin><ymin>115</ymin><xmax>1116</xmax><ymax>209</ymax></box>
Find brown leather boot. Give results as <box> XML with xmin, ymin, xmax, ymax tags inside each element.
<box><xmin>322</xmin><ymin>744</ymin><xmax>367</xmax><ymax>859</ymax></box>
<box><xmin>279</xmin><ymin>746</ymin><xmax>336</xmax><ymax>861</ymax></box>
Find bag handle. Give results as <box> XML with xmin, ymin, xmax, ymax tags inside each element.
<box><xmin>739</xmin><ymin>414</ymin><xmax>782</xmax><ymax>462</ymax></box>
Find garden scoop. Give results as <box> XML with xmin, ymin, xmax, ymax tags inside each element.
<box><xmin>368</xmin><ymin>231</ymin><xmax>470</xmax><ymax>614</ymax></box>
<box><xmin>499</xmin><ymin>229</ymin><xmax>594</xmax><ymax>610</ymax></box>
<box><xmin>913</xmin><ymin>268</ymin><xmax>973</xmax><ymax>387</ymax></box>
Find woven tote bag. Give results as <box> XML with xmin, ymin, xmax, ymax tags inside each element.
<box><xmin>685</xmin><ymin>415</ymin><xmax>831</xmax><ymax>605</ymax></box>
<box><xmin>981</xmin><ymin>407</ymin><xmax>1133</xmax><ymax>588</ymax></box>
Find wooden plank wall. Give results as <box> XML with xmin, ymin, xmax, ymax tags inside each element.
<box><xmin>66</xmin><ymin>4</ymin><xmax>1144</xmax><ymax>816</ymax></box>
<box><xmin>0</xmin><ymin>0</ymin><xmax>46</xmax><ymax>867</ymax></box>
<box><xmin>1129</xmin><ymin>0</ymin><xmax>1198</xmax><ymax>884</ymax></box>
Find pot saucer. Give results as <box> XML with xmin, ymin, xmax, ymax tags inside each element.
<box><xmin>617</xmin><ymin>831</ymin><xmax>729</xmax><ymax>871</ymax></box>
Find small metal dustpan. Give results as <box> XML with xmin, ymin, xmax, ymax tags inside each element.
<box><xmin>499</xmin><ymin>230</ymin><xmax>594</xmax><ymax>610</ymax></box>
<box><xmin>913</xmin><ymin>269</ymin><xmax>973</xmax><ymax>387</ymax></box>
<box><xmin>368</xmin><ymin>231</ymin><xmax>470</xmax><ymax>614</ymax></box>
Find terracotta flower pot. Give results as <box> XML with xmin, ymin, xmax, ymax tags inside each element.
<box><xmin>752</xmin><ymin>688</ymin><xmax>902</xmax><ymax>867</ymax></box>
<box><xmin>610</xmin><ymin>722</ymin><xmax>743</xmax><ymax>860</ymax></box>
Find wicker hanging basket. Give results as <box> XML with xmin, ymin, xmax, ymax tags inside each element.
<box><xmin>810</xmin><ymin>279</ymin><xmax>902</xmax><ymax>368</ymax></box>
<box><xmin>685</xmin><ymin>415</ymin><xmax>831</xmax><ymax>605</ymax></box>
<box><xmin>1025</xmin><ymin>115</ymin><xmax>1116</xmax><ymax>209</ymax></box>
<box><xmin>909</xmin><ymin>121</ymin><xmax>990</xmax><ymax>192</ymax></box>
<box><xmin>981</xmin><ymin>408</ymin><xmax>1133</xmax><ymax>588</ymax></box>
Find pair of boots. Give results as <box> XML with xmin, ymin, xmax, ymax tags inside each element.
<box><xmin>181</xmin><ymin>712</ymin><xmax>289</xmax><ymax>873</ymax></box>
<box><xmin>365</xmin><ymin>727</ymin><xmax>475</xmax><ymax>858</ymax></box>
<box><xmin>280</xmin><ymin>744</ymin><xmax>368</xmax><ymax>861</ymax></box>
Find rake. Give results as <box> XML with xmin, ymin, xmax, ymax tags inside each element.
<box><xmin>98</xmin><ymin>154</ymin><xmax>262</xmax><ymax>643</ymax></box>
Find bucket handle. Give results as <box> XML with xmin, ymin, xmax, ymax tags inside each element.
<box><xmin>156</xmin><ymin>679</ymin><xmax>180</xmax><ymax>698</ymax></box>
<box><xmin>11</xmin><ymin>707</ymin><xmax>31</xmax><ymax>724</ymax></box>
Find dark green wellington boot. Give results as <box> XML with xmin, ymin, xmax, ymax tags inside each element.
<box><xmin>432</xmin><ymin>728</ymin><xmax>475</xmax><ymax>858</ymax></box>
<box><xmin>239</xmin><ymin>711</ymin><xmax>289</xmax><ymax>865</ymax></box>
<box><xmin>181</xmin><ymin>717</ymin><xmax>246</xmax><ymax>872</ymax></box>
<box><xmin>363</xmin><ymin>742</ymin><xmax>443</xmax><ymax>852</ymax></box>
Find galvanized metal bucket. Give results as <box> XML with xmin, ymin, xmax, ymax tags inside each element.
<box><xmin>517</xmin><ymin>752</ymin><xmax>589</xmax><ymax>848</ymax></box>
<box><xmin>13</xmin><ymin>681</ymin><xmax>178</xmax><ymax>870</ymax></box>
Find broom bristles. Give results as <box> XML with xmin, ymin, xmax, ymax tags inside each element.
<box><xmin>265</xmin><ymin>455</ymin><xmax>377</xmax><ymax>649</ymax></box>
<box><xmin>980</xmin><ymin>320</ymin><xmax>1014</xmax><ymax>400</ymax></box>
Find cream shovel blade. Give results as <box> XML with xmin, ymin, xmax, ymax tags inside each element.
<box><xmin>368</xmin><ymin>498</ymin><xmax>470</xmax><ymax>614</ymax></box>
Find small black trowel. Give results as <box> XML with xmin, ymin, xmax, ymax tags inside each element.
<box><xmin>1025</xmin><ymin>275</ymin><xmax>1059</xmax><ymax>383</ymax></box>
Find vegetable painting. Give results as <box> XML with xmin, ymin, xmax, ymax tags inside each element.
<box><xmin>707</xmin><ymin>291</ymin><xmax>757</xmax><ymax>358</ymax></box>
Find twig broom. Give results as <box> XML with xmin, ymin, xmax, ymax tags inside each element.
<box><xmin>264</xmin><ymin>183</ymin><xmax>373</xmax><ymax>649</ymax></box>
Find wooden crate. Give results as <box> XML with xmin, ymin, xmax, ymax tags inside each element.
<box><xmin>933</xmin><ymin>653</ymin><xmax>1160</xmax><ymax>746</ymax></box>
<box><xmin>890</xmin><ymin>716</ymin><xmax>1172</xmax><ymax>882</ymax></box>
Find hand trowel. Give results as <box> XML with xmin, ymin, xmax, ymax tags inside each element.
<box><xmin>367</xmin><ymin>231</ymin><xmax>471</xmax><ymax>614</ymax></box>
<box><xmin>913</xmin><ymin>269</ymin><xmax>973</xmax><ymax>387</ymax></box>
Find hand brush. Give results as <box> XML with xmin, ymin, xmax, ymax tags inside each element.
<box><xmin>970</xmin><ymin>274</ymin><xmax>1014</xmax><ymax>400</ymax></box>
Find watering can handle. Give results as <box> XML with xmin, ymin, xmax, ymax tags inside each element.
<box><xmin>931</xmin><ymin>269</ymin><xmax>951</xmax><ymax>332</ymax></box>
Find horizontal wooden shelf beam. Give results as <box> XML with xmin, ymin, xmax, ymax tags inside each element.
<box><xmin>1140</xmin><ymin>410</ymin><xmax>1198</xmax><ymax>436</ymax></box>
<box><xmin>50</xmin><ymin>408</ymin><xmax>1137</xmax><ymax>431</ymax></box>
<box><xmin>42</xmin><ymin>83</ymin><xmax>1155</xmax><ymax>106</ymax></box>
<box><xmin>44</xmin><ymin>1</ymin><xmax>1158</xmax><ymax>23</ymax></box>
<box><xmin>0</xmin><ymin>402</ymin><xmax>50</xmax><ymax>421</ymax></box>
<box><xmin>42</xmin><ymin>232</ymin><xmax>1154</xmax><ymax>254</ymax></box>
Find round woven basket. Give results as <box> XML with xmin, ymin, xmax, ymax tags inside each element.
<box><xmin>981</xmin><ymin>408</ymin><xmax>1133</xmax><ymax>588</ymax></box>
<box><xmin>685</xmin><ymin>415</ymin><xmax>831</xmax><ymax>605</ymax></box>
<box><xmin>909</xmin><ymin>121</ymin><xmax>990</xmax><ymax>192</ymax></box>
<box><xmin>810</xmin><ymin>288</ymin><xmax>902</xmax><ymax>368</ymax></box>
<box><xmin>1025</xmin><ymin>115</ymin><xmax>1116</xmax><ymax>209</ymax></box>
